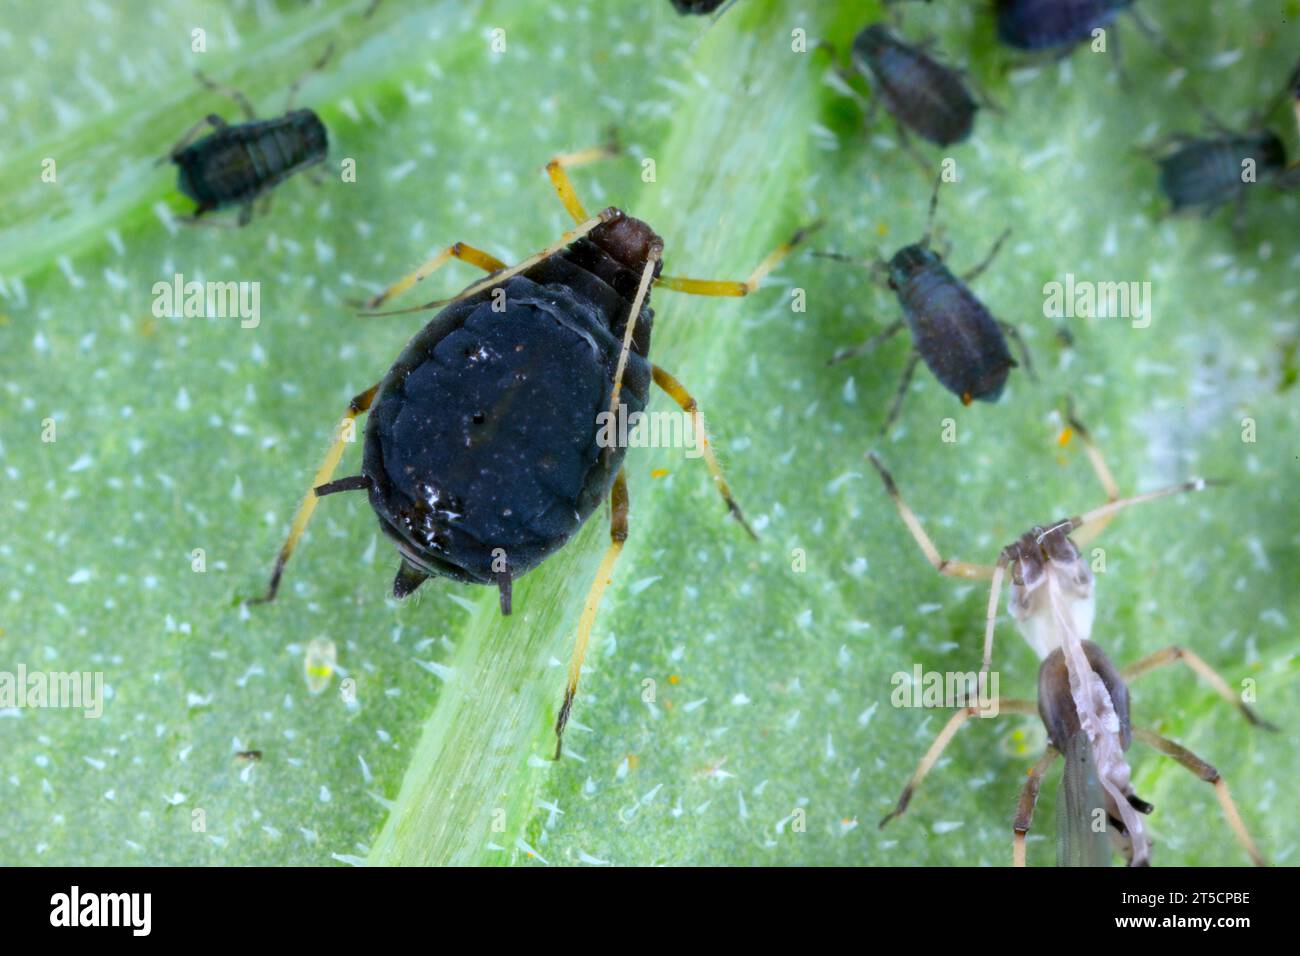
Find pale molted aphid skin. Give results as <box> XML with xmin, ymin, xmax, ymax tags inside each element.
<box><xmin>869</xmin><ymin>422</ymin><xmax>1271</xmax><ymax>868</ymax></box>
<box><xmin>1003</xmin><ymin>523</ymin><xmax>1152</xmax><ymax>865</ymax></box>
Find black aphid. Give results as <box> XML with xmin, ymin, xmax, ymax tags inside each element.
<box><xmin>850</xmin><ymin>23</ymin><xmax>980</xmax><ymax>148</ymax></box>
<box><xmin>162</xmin><ymin>46</ymin><xmax>333</xmax><ymax>226</ymax></box>
<box><xmin>670</xmin><ymin>0</ymin><xmax>729</xmax><ymax>13</ymax></box>
<box><xmin>820</xmin><ymin>174</ymin><xmax>1031</xmax><ymax>434</ymax></box>
<box><xmin>1152</xmin><ymin>59</ymin><xmax>1300</xmax><ymax>227</ymax></box>
<box><xmin>250</xmin><ymin>145</ymin><xmax>812</xmax><ymax>757</ymax></box>
<box><xmin>995</xmin><ymin>0</ymin><xmax>1134</xmax><ymax>53</ymax></box>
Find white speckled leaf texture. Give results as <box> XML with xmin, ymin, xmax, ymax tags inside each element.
<box><xmin>0</xmin><ymin>0</ymin><xmax>1296</xmax><ymax>866</ymax></box>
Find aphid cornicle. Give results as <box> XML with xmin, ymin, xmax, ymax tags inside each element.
<box><xmin>850</xmin><ymin>23</ymin><xmax>980</xmax><ymax>148</ymax></box>
<box><xmin>163</xmin><ymin>47</ymin><xmax>333</xmax><ymax>226</ymax></box>
<box><xmin>870</xmin><ymin>416</ymin><xmax>1273</xmax><ymax>867</ymax></box>
<box><xmin>251</xmin><ymin>145</ymin><xmax>811</xmax><ymax>757</ymax></box>
<box><xmin>820</xmin><ymin>174</ymin><xmax>1031</xmax><ymax>434</ymax></box>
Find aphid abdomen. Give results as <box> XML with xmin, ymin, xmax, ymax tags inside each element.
<box><xmin>1036</xmin><ymin>641</ymin><xmax>1131</xmax><ymax>753</ymax></box>
<box><xmin>996</xmin><ymin>0</ymin><xmax>1128</xmax><ymax>51</ymax></box>
<box><xmin>866</xmin><ymin>34</ymin><xmax>977</xmax><ymax>146</ymax></box>
<box><xmin>897</xmin><ymin>263</ymin><xmax>1014</xmax><ymax>403</ymax></box>
<box><xmin>177</xmin><ymin>110</ymin><xmax>327</xmax><ymax>209</ymax></box>
<box><xmin>363</xmin><ymin>264</ymin><xmax>651</xmax><ymax>587</ymax></box>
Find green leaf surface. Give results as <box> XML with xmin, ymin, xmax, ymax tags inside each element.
<box><xmin>2</xmin><ymin>0</ymin><xmax>1296</xmax><ymax>867</ymax></box>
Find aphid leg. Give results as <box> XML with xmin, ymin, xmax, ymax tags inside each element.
<box><xmin>1013</xmin><ymin>746</ymin><xmax>1061</xmax><ymax>867</ymax></box>
<box><xmin>866</xmin><ymin>451</ymin><xmax>998</xmax><ymax>580</ymax></box>
<box><xmin>249</xmin><ymin>384</ymin><xmax>379</xmax><ymax>605</ymax></box>
<box><xmin>980</xmin><ymin>551</ymin><xmax>1011</xmax><ymax>678</ymax></box>
<box><xmin>157</xmin><ymin>113</ymin><xmax>226</xmax><ymax>165</ymax></box>
<box><xmin>1123</xmin><ymin>646</ymin><xmax>1277</xmax><ymax>730</ymax></box>
<box><xmin>827</xmin><ymin>318</ymin><xmax>904</xmax><ymax>367</ymax></box>
<box><xmin>1111</xmin><ymin>26</ymin><xmax>1130</xmax><ymax>90</ymax></box>
<box><xmin>879</xmin><ymin>699</ymin><xmax>1036</xmax><ymax>828</ymax></box>
<box><xmin>879</xmin><ymin>350</ymin><xmax>920</xmax><ymax>435</ymax></box>
<box><xmin>554</xmin><ymin>469</ymin><xmax>629</xmax><ymax>760</ymax></box>
<box><xmin>920</xmin><ymin>170</ymin><xmax>944</xmax><ymax>248</ymax></box>
<box><xmin>655</xmin><ymin>221</ymin><xmax>821</xmax><ymax>297</ymax></box>
<box><xmin>177</xmin><ymin>208</ymin><xmax>240</xmax><ymax>228</ymax></box>
<box><xmin>360</xmin><ymin>214</ymin><xmax>612</xmax><ymax>315</ymax></box>
<box><xmin>284</xmin><ymin>43</ymin><xmax>336</xmax><ymax>112</ymax></box>
<box><xmin>359</xmin><ymin>242</ymin><xmax>509</xmax><ymax>310</ymax></box>
<box><xmin>961</xmin><ymin>228</ymin><xmax>1010</xmax><ymax>285</ymax></box>
<box><xmin>997</xmin><ymin>321</ymin><xmax>1035</xmax><ymax>380</ymax></box>
<box><xmin>1131</xmin><ymin>727</ymin><xmax>1268</xmax><ymax>866</ymax></box>
<box><xmin>193</xmin><ymin>69</ymin><xmax>257</xmax><ymax>121</ymax></box>
<box><xmin>652</xmin><ymin>364</ymin><xmax>756</xmax><ymax>539</ymax></box>
<box><xmin>1231</xmin><ymin>191</ymin><xmax>1249</xmax><ymax>239</ymax></box>
<box><xmin>545</xmin><ymin>141</ymin><xmax>620</xmax><ymax>224</ymax></box>
<box><xmin>892</xmin><ymin>120</ymin><xmax>934</xmax><ymax>178</ymax></box>
<box><xmin>1126</xmin><ymin>5</ymin><xmax>1185</xmax><ymax>68</ymax></box>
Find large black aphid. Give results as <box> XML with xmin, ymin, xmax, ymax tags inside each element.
<box><xmin>251</xmin><ymin>145</ymin><xmax>811</xmax><ymax>756</ymax></box>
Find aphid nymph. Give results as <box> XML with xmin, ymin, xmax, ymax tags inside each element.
<box><xmin>162</xmin><ymin>46</ymin><xmax>334</xmax><ymax>226</ymax></box>
<box><xmin>819</xmin><ymin>173</ymin><xmax>1031</xmax><ymax>434</ymax></box>
<box><xmin>850</xmin><ymin>22</ymin><xmax>980</xmax><ymax>148</ymax></box>
<box><xmin>1152</xmin><ymin>58</ymin><xmax>1300</xmax><ymax>227</ymax></box>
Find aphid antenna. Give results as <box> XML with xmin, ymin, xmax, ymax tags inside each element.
<box><xmin>811</xmin><ymin>249</ymin><xmax>889</xmax><ymax>275</ymax></box>
<box><xmin>1250</xmin><ymin>55</ymin><xmax>1300</xmax><ymax>131</ymax></box>
<box><xmin>1125</xmin><ymin>5</ymin><xmax>1186</xmax><ymax>71</ymax></box>
<box><xmin>283</xmin><ymin>42</ymin><xmax>337</xmax><ymax>113</ymax></box>
<box><xmin>193</xmin><ymin>67</ymin><xmax>257</xmax><ymax>122</ymax></box>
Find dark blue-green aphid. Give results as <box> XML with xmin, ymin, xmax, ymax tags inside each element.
<box><xmin>824</xmin><ymin>174</ymin><xmax>1030</xmax><ymax>434</ymax></box>
<box><xmin>851</xmin><ymin>23</ymin><xmax>978</xmax><ymax>147</ymax></box>
<box><xmin>670</xmin><ymin>0</ymin><xmax>728</xmax><ymax>13</ymax></box>
<box><xmin>995</xmin><ymin>0</ymin><xmax>1133</xmax><ymax>52</ymax></box>
<box><xmin>163</xmin><ymin>48</ymin><xmax>333</xmax><ymax>226</ymax></box>
<box><xmin>1153</xmin><ymin>58</ymin><xmax>1300</xmax><ymax>223</ymax></box>
<box><xmin>362</xmin><ymin>218</ymin><xmax>656</xmax><ymax>603</ymax></box>
<box><xmin>172</xmin><ymin>110</ymin><xmax>327</xmax><ymax>224</ymax></box>
<box><xmin>1157</xmin><ymin>131</ymin><xmax>1286</xmax><ymax>214</ymax></box>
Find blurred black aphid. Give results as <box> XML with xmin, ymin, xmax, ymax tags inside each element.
<box><xmin>670</xmin><ymin>0</ymin><xmax>730</xmax><ymax>14</ymax></box>
<box><xmin>162</xmin><ymin>46</ymin><xmax>334</xmax><ymax>226</ymax></box>
<box><xmin>818</xmin><ymin>173</ymin><xmax>1031</xmax><ymax>434</ymax></box>
<box><xmin>1152</xmin><ymin>59</ymin><xmax>1300</xmax><ymax>228</ymax></box>
<box><xmin>250</xmin><ymin>144</ymin><xmax>812</xmax><ymax>757</ymax></box>
<box><xmin>850</xmin><ymin>22</ymin><xmax>981</xmax><ymax>148</ymax></box>
<box><xmin>995</xmin><ymin>0</ymin><xmax>1160</xmax><ymax>55</ymax></box>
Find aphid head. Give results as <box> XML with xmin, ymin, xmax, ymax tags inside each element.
<box><xmin>851</xmin><ymin>22</ymin><xmax>897</xmax><ymax>65</ymax></box>
<box><xmin>589</xmin><ymin>209</ymin><xmax>665</xmax><ymax>279</ymax></box>
<box><xmin>1251</xmin><ymin>130</ymin><xmax>1287</xmax><ymax>172</ymax></box>
<box><xmin>287</xmin><ymin>108</ymin><xmax>329</xmax><ymax>157</ymax></box>
<box><xmin>885</xmin><ymin>242</ymin><xmax>941</xmax><ymax>289</ymax></box>
<box><xmin>1005</xmin><ymin>522</ymin><xmax>1095</xmax><ymax>659</ymax></box>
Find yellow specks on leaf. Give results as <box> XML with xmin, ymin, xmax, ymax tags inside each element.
<box><xmin>650</xmin><ymin>468</ymin><xmax>670</xmax><ymax>479</ymax></box>
<box><xmin>1058</xmin><ymin>426</ymin><xmax>1074</xmax><ymax>447</ymax></box>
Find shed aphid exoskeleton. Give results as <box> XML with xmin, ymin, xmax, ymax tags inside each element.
<box><xmin>869</xmin><ymin>413</ymin><xmax>1273</xmax><ymax>866</ymax></box>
